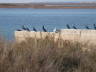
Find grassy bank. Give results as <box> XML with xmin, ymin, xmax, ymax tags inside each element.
<box><xmin>0</xmin><ymin>36</ymin><xmax>96</xmax><ymax>72</ymax></box>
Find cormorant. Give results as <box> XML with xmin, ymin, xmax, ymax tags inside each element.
<box><xmin>42</xmin><ymin>25</ymin><xmax>47</xmax><ymax>32</ymax></box>
<box><xmin>93</xmin><ymin>24</ymin><xmax>96</xmax><ymax>30</ymax></box>
<box><xmin>22</xmin><ymin>25</ymin><xmax>30</xmax><ymax>31</ymax></box>
<box><xmin>85</xmin><ymin>26</ymin><xmax>90</xmax><ymax>29</ymax></box>
<box><xmin>33</xmin><ymin>27</ymin><xmax>37</xmax><ymax>32</ymax></box>
<box><xmin>73</xmin><ymin>26</ymin><xmax>77</xmax><ymax>29</ymax></box>
<box><xmin>17</xmin><ymin>29</ymin><xmax>22</xmax><ymax>31</ymax></box>
<box><xmin>22</xmin><ymin>25</ymin><xmax>27</xmax><ymax>30</ymax></box>
<box><xmin>26</xmin><ymin>27</ymin><xmax>30</xmax><ymax>31</ymax></box>
<box><xmin>66</xmin><ymin>24</ymin><xmax>70</xmax><ymax>29</ymax></box>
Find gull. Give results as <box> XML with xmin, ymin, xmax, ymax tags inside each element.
<box><xmin>53</xmin><ymin>27</ymin><xmax>57</xmax><ymax>32</ymax></box>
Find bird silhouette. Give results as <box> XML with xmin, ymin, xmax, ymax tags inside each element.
<box><xmin>85</xmin><ymin>25</ymin><xmax>90</xmax><ymax>29</ymax></box>
<box><xmin>17</xmin><ymin>29</ymin><xmax>22</xmax><ymax>31</ymax></box>
<box><xmin>93</xmin><ymin>24</ymin><xmax>96</xmax><ymax>30</ymax></box>
<box><xmin>26</xmin><ymin>27</ymin><xmax>30</xmax><ymax>31</ymax></box>
<box><xmin>73</xmin><ymin>26</ymin><xmax>77</xmax><ymax>29</ymax></box>
<box><xmin>42</xmin><ymin>25</ymin><xmax>47</xmax><ymax>32</ymax></box>
<box><xmin>22</xmin><ymin>25</ymin><xmax>30</xmax><ymax>31</ymax></box>
<box><xmin>66</xmin><ymin>24</ymin><xmax>70</xmax><ymax>29</ymax></box>
<box><xmin>33</xmin><ymin>27</ymin><xmax>37</xmax><ymax>32</ymax></box>
<box><xmin>22</xmin><ymin>25</ymin><xmax>27</xmax><ymax>30</ymax></box>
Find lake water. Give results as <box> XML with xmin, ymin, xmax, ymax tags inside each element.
<box><xmin>0</xmin><ymin>8</ymin><xmax>96</xmax><ymax>40</ymax></box>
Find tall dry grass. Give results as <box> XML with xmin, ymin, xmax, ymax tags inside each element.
<box><xmin>0</xmin><ymin>35</ymin><xmax>96</xmax><ymax>72</ymax></box>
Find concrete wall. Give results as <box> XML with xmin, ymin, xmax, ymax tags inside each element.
<box><xmin>15</xmin><ymin>31</ymin><xmax>55</xmax><ymax>42</ymax></box>
<box><xmin>14</xmin><ymin>29</ymin><xmax>96</xmax><ymax>44</ymax></box>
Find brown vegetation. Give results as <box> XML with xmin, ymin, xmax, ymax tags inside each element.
<box><xmin>0</xmin><ymin>35</ymin><xmax>96</xmax><ymax>72</ymax></box>
<box><xmin>0</xmin><ymin>3</ymin><xmax>96</xmax><ymax>8</ymax></box>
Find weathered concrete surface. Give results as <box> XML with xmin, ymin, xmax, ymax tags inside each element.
<box><xmin>14</xmin><ymin>29</ymin><xmax>96</xmax><ymax>44</ymax></box>
<box><xmin>15</xmin><ymin>31</ymin><xmax>55</xmax><ymax>42</ymax></box>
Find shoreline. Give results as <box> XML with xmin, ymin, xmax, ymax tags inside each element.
<box><xmin>0</xmin><ymin>6</ymin><xmax>96</xmax><ymax>9</ymax></box>
<box><xmin>0</xmin><ymin>3</ymin><xmax>96</xmax><ymax>9</ymax></box>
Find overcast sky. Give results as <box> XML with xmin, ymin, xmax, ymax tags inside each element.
<box><xmin>0</xmin><ymin>0</ymin><xmax>96</xmax><ymax>3</ymax></box>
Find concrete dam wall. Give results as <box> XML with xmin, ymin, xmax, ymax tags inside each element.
<box><xmin>14</xmin><ymin>29</ymin><xmax>96</xmax><ymax>44</ymax></box>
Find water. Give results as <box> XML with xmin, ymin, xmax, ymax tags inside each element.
<box><xmin>0</xmin><ymin>8</ymin><xmax>96</xmax><ymax>40</ymax></box>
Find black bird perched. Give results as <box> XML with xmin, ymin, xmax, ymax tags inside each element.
<box><xmin>42</xmin><ymin>25</ymin><xmax>47</xmax><ymax>32</ymax></box>
<box><xmin>73</xmin><ymin>26</ymin><xmax>77</xmax><ymax>29</ymax></box>
<box><xmin>17</xmin><ymin>29</ymin><xmax>22</xmax><ymax>31</ymax></box>
<box><xmin>85</xmin><ymin>25</ymin><xmax>90</xmax><ymax>29</ymax></box>
<box><xmin>26</xmin><ymin>27</ymin><xmax>30</xmax><ymax>31</ymax></box>
<box><xmin>22</xmin><ymin>25</ymin><xmax>27</xmax><ymax>30</ymax></box>
<box><xmin>93</xmin><ymin>24</ymin><xmax>96</xmax><ymax>30</ymax></box>
<box><xmin>33</xmin><ymin>27</ymin><xmax>37</xmax><ymax>32</ymax></box>
<box><xmin>66</xmin><ymin>24</ymin><xmax>70</xmax><ymax>29</ymax></box>
<box><xmin>22</xmin><ymin>25</ymin><xmax>30</xmax><ymax>31</ymax></box>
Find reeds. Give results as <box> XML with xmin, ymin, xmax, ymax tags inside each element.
<box><xmin>0</xmin><ymin>35</ymin><xmax>96</xmax><ymax>72</ymax></box>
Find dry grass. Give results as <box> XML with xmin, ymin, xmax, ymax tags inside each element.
<box><xmin>0</xmin><ymin>35</ymin><xmax>96</xmax><ymax>72</ymax></box>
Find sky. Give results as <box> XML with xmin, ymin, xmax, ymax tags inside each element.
<box><xmin>0</xmin><ymin>0</ymin><xmax>96</xmax><ymax>3</ymax></box>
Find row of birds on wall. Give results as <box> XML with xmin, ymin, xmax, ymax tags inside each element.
<box><xmin>17</xmin><ymin>25</ymin><xmax>47</xmax><ymax>32</ymax></box>
<box><xmin>66</xmin><ymin>24</ymin><xmax>96</xmax><ymax>29</ymax></box>
<box><xmin>17</xmin><ymin>24</ymin><xmax>96</xmax><ymax>32</ymax></box>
